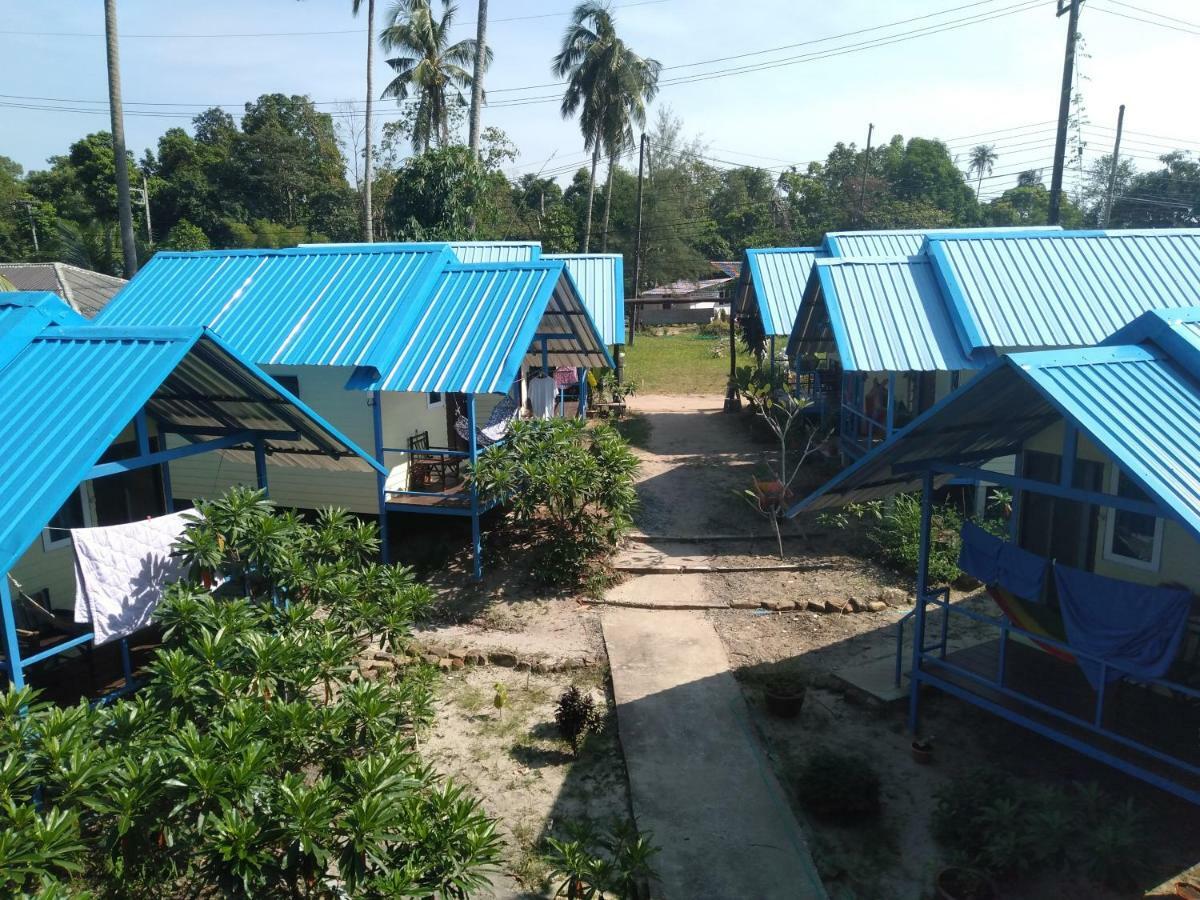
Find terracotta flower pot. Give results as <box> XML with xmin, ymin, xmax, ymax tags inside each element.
<box><xmin>936</xmin><ymin>867</ymin><xmax>997</xmax><ymax>900</ymax></box>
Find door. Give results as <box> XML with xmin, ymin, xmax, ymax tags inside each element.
<box><xmin>1017</xmin><ymin>450</ymin><xmax>1102</xmax><ymax>570</ymax></box>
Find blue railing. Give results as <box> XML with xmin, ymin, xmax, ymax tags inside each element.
<box><xmin>840</xmin><ymin>402</ymin><xmax>888</xmax><ymax>458</ymax></box>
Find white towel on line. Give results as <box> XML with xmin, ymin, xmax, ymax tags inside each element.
<box><xmin>529</xmin><ymin>374</ymin><xmax>558</xmax><ymax>419</ymax></box>
<box><xmin>72</xmin><ymin>511</ymin><xmax>194</xmax><ymax>645</ymax></box>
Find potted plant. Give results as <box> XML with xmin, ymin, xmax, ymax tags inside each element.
<box><xmin>911</xmin><ymin>736</ymin><xmax>935</xmax><ymax>764</ymax></box>
<box><xmin>936</xmin><ymin>866</ymin><xmax>997</xmax><ymax>900</ymax></box>
<box><xmin>763</xmin><ymin>672</ymin><xmax>807</xmax><ymax>718</ymax></box>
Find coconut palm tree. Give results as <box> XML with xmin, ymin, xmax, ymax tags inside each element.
<box><xmin>381</xmin><ymin>0</ymin><xmax>488</xmax><ymax>153</ymax></box>
<box><xmin>968</xmin><ymin>144</ymin><xmax>999</xmax><ymax>201</ymax></box>
<box><xmin>468</xmin><ymin>0</ymin><xmax>488</xmax><ymax>159</ymax></box>
<box><xmin>104</xmin><ymin>0</ymin><xmax>138</xmax><ymax>276</ymax></box>
<box><xmin>354</xmin><ymin>0</ymin><xmax>377</xmax><ymax>241</ymax></box>
<box><xmin>552</xmin><ymin>1</ymin><xmax>661</xmax><ymax>252</ymax></box>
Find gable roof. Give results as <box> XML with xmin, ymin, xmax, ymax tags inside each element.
<box><xmin>925</xmin><ymin>229</ymin><xmax>1200</xmax><ymax>352</ymax></box>
<box><xmin>349</xmin><ymin>261</ymin><xmax>613</xmax><ymax>394</ymax></box>
<box><xmin>0</xmin><ymin>262</ymin><xmax>127</xmax><ymax>317</ymax></box>
<box><xmin>0</xmin><ymin>321</ymin><xmax>386</xmax><ymax>574</ymax></box>
<box><xmin>543</xmin><ymin>253</ymin><xmax>625</xmax><ymax>345</ymax></box>
<box><xmin>738</xmin><ymin>247</ymin><xmax>822</xmax><ymax>336</ymax></box>
<box><xmin>450</xmin><ymin>241</ymin><xmax>541</xmax><ymax>264</ymax></box>
<box><xmin>822</xmin><ymin>226</ymin><xmax>1063</xmax><ymax>259</ymax></box>
<box><xmin>788</xmin><ymin>308</ymin><xmax>1200</xmax><ymax>547</ymax></box>
<box><xmin>788</xmin><ymin>257</ymin><xmax>976</xmax><ymax>372</ymax></box>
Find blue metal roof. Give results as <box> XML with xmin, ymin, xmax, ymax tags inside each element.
<box><xmin>98</xmin><ymin>244</ymin><xmax>454</xmax><ymax>373</ymax></box>
<box><xmin>0</xmin><ymin>291</ymin><xmax>86</xmax><ymax>328</ymax></box>
<box><xmin>739</xmin><ymin>248</ymin><xmax>821</xmax><ymax>336</ymax></box>
<box><xmin>543</xmin><ymin>253</ymin><xmax>625</xmax><ymax>345</ymax></box>
<box><xmin>0</xmin><ymin>322</ymin><xmax>386</xmax><ymax>574</ymax></box>
<box><xmin>450</xmin><ymin>241</ymin><xmax>542</xmax><ymax>264</ymax></box>
<box><xmin>788</xmin><ymin>257</ymin><xmax>976</xmax><ymax>372</ymax></box>
<box><xmin>788</xmin><ymin>325</ymin><xmax>1200</xmax><ymax>544</ymax></box>
<box><xmin>926</xmin><ymin>229</ymin><xmax>1200</xmax><ymax>352</ymax></box>
<box><xmin>351</xmin><ymin>261</ymin><xmax>613</xmax><ymax>395</ymax></box>
<box><xmin>822</xmin><ymin>226</ymin><xmax>1062</xmax><ymax>259</ymax></box>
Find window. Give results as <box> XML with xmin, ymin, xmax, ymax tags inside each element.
<box><xmin>273</xmin><ymin>375</ymin><xmax>300</xmax><ymax>398</ymax></box>
<box><xmin>43</xmin><ymin>488</ymin><xmax>89</xmax><ymax>551</ymax></box>
<box><xmin>427</xmin><ymin>392</ymin><xmax>443</xmax><ymax>408</ymax></box>
<box><xmin>1103</xmin><ymin>469</ymin><xmax>1163</xmax><ymax>571</ymax></box>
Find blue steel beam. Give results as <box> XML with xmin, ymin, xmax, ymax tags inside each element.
<box><xmin>86</xmin><ymin>431</ymin><xmax>256</xmax><ymax>479</ymax></box>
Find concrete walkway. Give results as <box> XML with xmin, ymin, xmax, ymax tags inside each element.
<box><xmin>603</xmin><ymin>608</ymin><xmax>827</xmax><ymax>900</ymax></box>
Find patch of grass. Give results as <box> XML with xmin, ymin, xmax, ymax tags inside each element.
<box><xmin>623</xmin><ymin>328</ymin><xmax>731</xmax><ymax>394</ymax></box>
<box><xmin>613</xmin><ymin>412</ymin><xmax>652</xmax><ymax>448</ymax></box>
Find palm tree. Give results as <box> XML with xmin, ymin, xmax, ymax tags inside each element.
<box><xmin>380</xmin><ymin>0</ymin><xmax>488</xmax><ymax>153</ymax></box>
<box><xmin>354</xmin><ymin>0</ymin><xmax>377</xmax><ymax>241</ymax></box>
<box><xmin>104</xmin><ymin>0</ymin><xmax>138</xmax><ymax>276</ymax></box>
<box><xmin>467</xmin><ymin>0</ymin><xmax>488</xmax><ymax>159</ymax></box>
<box><xmin>552</xmin><ymin>1</ymin><xmax>661</xmax><ymax>252</ymax></box>
<box><xmin>968</xmin><ymin>144</ymin><xmax>999</xmax><ymax>201</ymax></box>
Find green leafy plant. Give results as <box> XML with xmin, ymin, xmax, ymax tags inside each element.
<box><xmin>554</xmin><ymin>686</ymin><xmax>603</xmax><ymax>756</ymax></box>
<box><xmin>795</xmin><ymin>748</ymin><xmax>882</xmax><ymax>821</ymax></box>
<box><xmin>0</xmin><ymin>487</ymin><xmax>501</xmax><ymax>898</ymax></box>
<box><xmin>471</xmin><ymin>418</ymin><xmax>639</xmax><ymax>587</ymax></box>
<box><xmin>544</xmin><ymin>819</ymin><xmax>659</xmax><ymax>899</ymax></box>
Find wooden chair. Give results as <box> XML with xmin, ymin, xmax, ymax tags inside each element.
<box><xmin>406</xmin><ymin>431</ymin><xmax>456</xmax><ymax>491</ymax></box>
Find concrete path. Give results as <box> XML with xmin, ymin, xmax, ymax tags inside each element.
<box><xmin>603</xmin><ymin>608</ymin><xmax>827</xmax><ymax>900</ymax></box>
<box><xmin>602</xmin><ymin>573</ymin><xmax>725</xmax><ymax>609</ymax></box>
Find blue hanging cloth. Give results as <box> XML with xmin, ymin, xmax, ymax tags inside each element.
<box><xmin>958</xmin><ymin>521</ymin><xmax>1002</xmax><ymax>584</ymax></box>
<box><xmin>1054</xmin><ymin>564</ymin><xmax>1193</xmax><ymax>689</ymax></box>
<box><xmin>958</xmin><ymin>522</ymin><xmax>1049</xmax><ymax>601</ymax></box>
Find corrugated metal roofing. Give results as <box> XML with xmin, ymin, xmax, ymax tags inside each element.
<box><xmin>0</xmin><ymin>291</ymin><xmax>86</xmax><ymax>329</ymax></box>
<box><xmin>0</xmin><ymin>323</ymin><xmax>386</xmax><ymax>574</ymax></box>
<box><xmin>788</xmin><ymin>331</ymin><xmax>1200</xmax><ymax>543</ymax></box>
<box><xmin>98</xmin><ymin>244</ymin><xmax>454</xmax><ymax>372</ymax></box>
<box><xmin>740</xmin><ymin>247</ymin><xmax>821</xmax><ymax>336</ymax></box>
<box><xmin>927</xmin><ymin>229</ymin><xmax>1200</xmax><ymax>352</ymax></box>
<box><xmin>789</xmin><ymin>257</ymin><xmax>975</xmax><ymax>372</ymax></box>
<box><xmin>823</xmin><ymin>226</ymin><xmax>1062</xmax><ymax>259</ymax></box>
<box><xmin>356</xmin><ymin>262</ymin><xmax>613</xmax><ymax>394</ymax></box>
<box><xmin>543</xmin><ymin>253</ymin><xmax>624</xmax><ymax>345</ymax></box>
<box><xmin>0</xmin><ymin>262</ymin><xmax>127</xmax><ymax>317</ymax></box>
<box><xmin>450</xmin><ymin>241</ymin><xmax>542</xmax><ymax>264</ymax></box>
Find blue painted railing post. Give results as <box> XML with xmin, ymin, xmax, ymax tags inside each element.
<box><xmin>885</xmin><ymin>372</ymin><xmax>897</xmax><ymax>438</ymax></box>
<box><xmin>371</xmin><ymin>391</ymin><xmax>391</xmax><ymax>564</ymax></box>
<box><xmin>908</xmin><ymin>470</ymin><xmax>934</xmax><ymax>733</ymax></box>
<box><xmin>134</xmin><ymin>408</ymin><xmax>151</xmax><ymax>457</ymax></box>
<box><xmin>1061</xmin><ymin>422</ymin><xmax>1078</xmax><ymax>488</ymax></box>
<box><xmin>254</xmin><ymin>439</ymin><xmax>269</xmax><ymax>497</ymax></box>
<box><xmin>467</xmin><ymin>394</ymin><xmax>482</xmax><ymax>581</ymax></box>
<box><xmin>1</xmin><ymin>576</ymin><xmax>25</xmax><ymax>690</ymax></box>
<box><xmin>576</xmin><ymin>368</ymin><xmax>588</xmax><ymax>418</ymax></box>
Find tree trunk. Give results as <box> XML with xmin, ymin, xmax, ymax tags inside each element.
<box><xmin>582</xmin><ymin>142</ymin><xmax>600</xmax><ymax>252</ymax></box>
<box><xmin>468</xmin><ymin>0</ymin><xmax>488</xmax><ymax>159</ymax></box>
<box><xmin>600</xmin><ymin>154</ymin><xmax>616</xmax><ymax>252</ymax></box>
<box><xmin>363</xmin><ymin>0</ymin><xmax>375</xmax><ymax>242</ymax></box>
<box><xmin>104</xmin><ymin>0</ymin><xmax>138</xmax><ymax>277</ymax></box>
<box><xmin>976</xmin><ymin>169</ymin><xmax>983</xmax><ymax>201</ymax></box>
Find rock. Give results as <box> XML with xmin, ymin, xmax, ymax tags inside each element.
<box><xmin>730</xmin><ymin>598</ymin><xmax>760</xmax><ymax>609</ymax></box>
<box><xmin>437</xmin><ymin>658</ymin><xmax>454</xmax><ymax>672</ymax></box>
<box><xmin>805</xmin><ymin>600</ymin><xmax>826</xmax><ymax>613</ymax></box>
<box><xmin>823</xmin><ymin>599</ymin><xmax>843</xmax><ymax>614</ymax></box>
<box><xmin>878</xmin><ymin>587</ymin><xmax>907</xmax><ymax>607</ymax></box>
<box><xmin>761</xmin><ymin>599</ymin><xmax>796</xmax><ymax>611</ymax></box>
<box><xmin>490</xmin><ymin>651</ymin><xmax>518</xmax><ymax>668</ymax></box>
<box><xmin>558</xmin><ymin>657</ymin><xmax>584</xmax><ymax>671</ymax></box>
<box><xmin>450</xmin><ymin>657</ymin><xmax>466</xmax><ymax>670</ymax></box>
<box><xmin>848</xmin><ymin>596</ymin><xmax>866</xmax><ymax>613</ymax></box>
<box><xmin>532</xmin><ymin>661</ymin><xmax>549</xmax><ymax>674</ymax></box>
<box><xmin>515</xmin><ymin>660</ymin><xmax>532</xmax><ymax>672</ymax></box>
<box><xmin>422</xmin><ymin>653</ymin><xmax>442</xmax><ymax>666</ymax></box>
<box><xmin>465</xmin><ymin>651</ymin><xmax>487</xmax><ymax>666</ymax></box>
<box><xmin>866</xmin><ymin>600</ymin><xmax>887</xmax><ymax>613</ymax></box>
<box><xmin>447</xmin><ymin>646</ymin><xmax>470</xmax><ymax>661</ymax></box>
<box><xmin>372</xmin><ymin>650</ymin><xmax>395</xmax><ymax>662</ymax></box>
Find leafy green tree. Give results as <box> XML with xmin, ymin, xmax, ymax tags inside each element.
<box><xmin>385</xmin><ymin>144</ymin><xmax>491</xmax><ymax>239</ymax></box>
<box><xmin>1105</xmin><ymin>151</ymin><xmax>1200</xmax><ymax>228</ymax></box>
<box><xmin>162</xmin><ymin>219</ymin><xmax>211</xmax><ymax>250</ymax></box>
<box><xmin>380</xmin><ymin>0</ymin><xmax>487</xmax><ymax>153</ymax></box>
<box><xmin>983</xmin><ymin>171</ymin><xmax>1083</xmax><ymax>228</ymax></box>
<box><xmin>552</xmin><ymin>0</ymin><xmax>661</xmax><ymax>252</ymax></box>
<box><xmin>967</xmin><ymin>144</ymin><xmax>998</xmax><ymax>200</ymax></box>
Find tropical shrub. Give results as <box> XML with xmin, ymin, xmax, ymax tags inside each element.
<box><xmin>544</xmin><ymin>819</ymin><xmax>659</xmax><ymax>900</ymax></box>
<box><xmin>0</xmin><ymin>487</ymin><xmax>501</xmax><ymax>898</ymax></box>
<box><xmin>554</xmin><ymin>686</ymin><xmax>602</xmax><ymax>756</ymax></box>
<box><xmin>470</xmin><ymin>418</ymin><xmax>639</xmax><ymax>587</ymax></box>
<box><xmin>795</xmin><ymin>748</ymin><xmax>882</xmax><ymax>821</ymax></box>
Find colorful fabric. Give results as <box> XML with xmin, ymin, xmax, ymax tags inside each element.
<box><xmin>1054</xmin><ymin>564</ymin><xmax>1193</xmax><ymax>689</ymax></box>
<box><xmin>554</xmin><ymin>366</ymin><xmax>579</xmax><ymax>387</ymax></box>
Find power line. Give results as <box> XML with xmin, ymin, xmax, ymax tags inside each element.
<box><xmin>1088</xmin><ymin>1</ymin><xmax>1200</xmax><ymax>35</ymax></box>
<box><xmin>1102</xmin><ymin>0</ymin><xmax>1200</xmax><ymax>29</ymax></box>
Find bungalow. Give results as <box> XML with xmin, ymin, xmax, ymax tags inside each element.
<box><xmin>0</xmin><ymin>261</ymin><xmax>126</xmax><ymax>317</ymax></box>
<box><xmin>96</xmin><ymin>244</ymin><xmax>613</xmax><ymax>578</ymax></box>
<box><xmin>0</xmin><ymin>292</ymin><xmax>386</xmax><ymax>695</ymax></box>
<box><xmin>788</xmin><ymin>306</ymin><xmax>1200</xmax><ymax>803</ymax></box>
<box><xmin>787</xmin><ymin>228</ymin><xmax>1200</xmax><ymax>458</ymax></box>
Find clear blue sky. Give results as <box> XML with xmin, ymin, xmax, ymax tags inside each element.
<box><xmin>3</xmin><ymin>0</ymin><xmax>1198</xmax><ymax>200</ymax></box>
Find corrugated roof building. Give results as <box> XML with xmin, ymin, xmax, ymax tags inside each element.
<box><xmin>543</xmin><ymin>253</ymin><xmax>625</xmax><ymax>346</ymax></box>
<box><xmin>0</xmin><ymin>262</ymin><xmax>127</xmax><ymax>317</ymax></box>
<box><xmin>821</xmin><ymin>226</ymin><xmax>1062</xmax><ymax>259</ymax></box>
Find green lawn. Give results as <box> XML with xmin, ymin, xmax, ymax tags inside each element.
<box><xmin>621</xmin><ymin>328</ymin><xmax>731</xmax><ymax>394</ymax></box>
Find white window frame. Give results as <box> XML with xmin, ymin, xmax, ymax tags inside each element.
<box><xmin>42</xmin><ymin>485</ymin><xmax>93</xmax><ymax>552</ymax></box>
<box><xmin>426</xmin><ymin>392</ymin><xmax>444</xmax><ymax>409</ymax></box>
<box><xmin>1102</xmin><ymin>467</ymin><xmax>1164</xmax><ymax>572</ymax></box>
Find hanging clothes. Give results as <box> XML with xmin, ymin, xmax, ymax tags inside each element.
<box><xmin>1054</xmin><ymin>564</ymin><xmax>1193</xmax><ymax>689</ymax></box>
<box><xmin>554</xmin><ymin>366</ymin><xmax>579</xmax><ymax>387</ymax></box>
<box><xmin>72</xmin><ymin>511</ymin><xmax>193</xmax><ymax>645</ymax></box>
<box><xmin>529</xmin><ymin>372</ymin><xmax>557</xmax><ymax>419</ymax></box>
<box><xmin>958</xmin><ymin>522</ymin><xmax>1049</xmax><ymax>601</ymax></box>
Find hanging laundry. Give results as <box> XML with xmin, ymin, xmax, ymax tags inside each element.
<box><xmin>73</xmin><ymin>511</ymin><xmax>194</xmax><ymax>645</ymax></box>
<box><xmin>529</xmin><ymin>372</ymin><xmax>557</xmax><ymax>419</ymax></box>
<box><xmin>554</xmin><ymin>366</ymin><xmax>579</xmax><ymax>387</ymax></box>
<box><xmin>958</xmin><ymin>522</ymin><xmax>1049</xmax><ymax>601</ymax></box>
<box><xmin>1054</xmin><ymin>564</ymin><xmax>1193</xmax><ymax>689</ymax></box>
<box><xmin>958</xmin><ymin>522</ymin><xmax>1003</xmax><ymax>585</ymax></box>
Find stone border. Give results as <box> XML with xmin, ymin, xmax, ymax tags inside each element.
<box><xmin>361</xmin><ymin>642</ymin><xmax>606</xmax><ymax>677</ymax></box>
<box><xmin>741</xmin><ymin>586</ymin><xmax>912</xmax><ymax>615</ymax></box>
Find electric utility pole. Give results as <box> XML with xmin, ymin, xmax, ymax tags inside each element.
<box><xmin>17</xmin><ymin>201</ymin><xmax>38</xmax><ymax>252</ymax></box>
<box><xmin>133</xmin><ymin>175</ymin><xmax>153</xmax><ymax>245</ymax></box>
<box><xmin>627</xmin><ymin>133</ymin><xmax>647</xmax><ymax>357</ymax></box>
<box><xmin>1048</xmin><ymin>0</ymin><xmax>1083</xmax><ymax>225</ymax></box>
<box><xmin>857</xmin><ymin>122</ymin><xmax>873</xmax><ymax>224</ymax></box>
<box><xmin>1101</xmin><ymin>104</ymin><xmax>1125</xmax><ymax>228</ymax></box>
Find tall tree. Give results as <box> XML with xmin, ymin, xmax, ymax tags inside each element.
<box><xmin>967</xmin><ymin>144</ymin><xmax>998</xmax><ymax>200</ymax></box>
<box><xmin>552</xmin><ymin>0</ymin><xmax>660</xmax><ymax>252</ymax></box>
<box><xmin>468</xmin><ymin>0</ymin><xmax>488</xmax><ymax>158</ymax></box>
<box><xmin>380</xmin><ymin>0</ymin><xmax>487</xmax><ymax>153</ymax></box>
<box><xmin>103</xmin><ymin>0</ymin><xmax>138</xmax><ymax>276</ymax></box>
<box><xmin>355</xmin><ymin>0</ymin><xmax>376</xmax><ymax>241</ymax></box>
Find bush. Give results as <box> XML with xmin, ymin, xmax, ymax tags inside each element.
<box><xmin>554</xmin><ymin>686</ymin><xmax>602</xmax><ymax>756</ymax></box>
<box><xmin>795</xmin><ymin>749</ymin><xmax>881</xmax><ymax>820</ymax></box>
<box><xmin>0</xmin><ymin>487</ymin><xmax>501</xmax><ymax>898</ymax></box>
<box><xmin>470</xmin><ymin>418</ymin><xmax>639</xmax><ymax>587</ymax></box>
<box><xmin>544</xmin><ymin>819</ymin><xmax>659</xmax><ymax>900</ymax></box>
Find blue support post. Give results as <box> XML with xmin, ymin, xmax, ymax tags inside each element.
<box><xmin>254</xmin><ymin>439</ymin><xmax>269</xmax><ymax>496</ymax></box>
<box><xmin>1</xmin><ymin>576</ymin><xmax>25</xmax><ymax>689</ymax></box>
<box><xmin>541</xmin><ymin>338</ymin><xmax>549</xmax><ymax>375</ymax></box>
<box><xmin>885</xmin><ymin>372</ymin><xmax>897</xmax><ymax>437</ymax></box>
<box><xmin>1061</xmin><ymin>422</ymin><xmax>1078</xmax><ymax>488</ymax></box>
<box><xmin>372</xmin><ymin>391</ymin><xmax>391</xmax><ymax>564</ymax></box>
<box><xmin>134</xmin><ymin>408</ymin><xmax>151</xmax><ymax>458</ymax></box>
<box><xmin>160</xmin><ymin>456</ymin><xmax>174</xmax><ymax>513</ymax></box>
<box><xmin>1009</xmin><ymin>450</ymin><xmax>1024</xmax><ymax>542</ymax></box>
<box><xmin>467</xmin><ymin>394</ymin><xmax>482</xmax><ymax>581</ymax></box>
<box><xmin>576</xmin><ymin>368</ymin><xmax>588</xmax><ymax>418</ymax></box>
<box><xmin>908</xmin><ymin>471</ymin><xmax>934</xmax><ymax>733</ymax></box>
